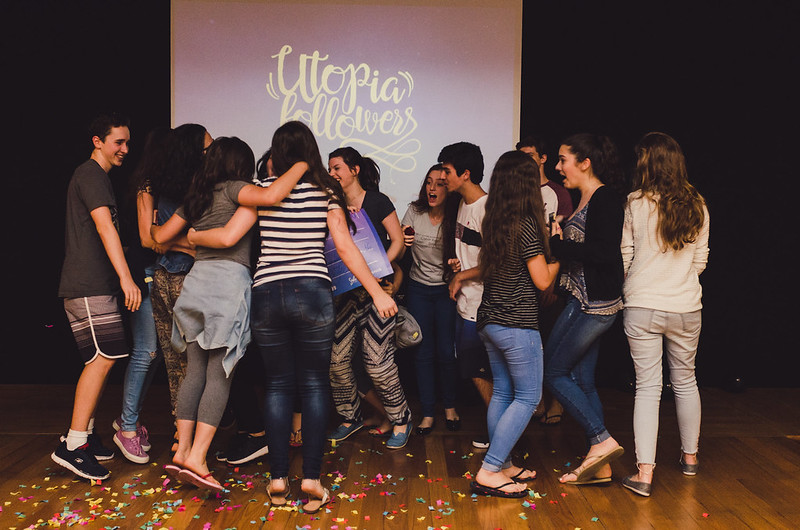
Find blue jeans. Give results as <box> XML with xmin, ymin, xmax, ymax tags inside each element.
<box><xmin>544</xmin><ymin>295</ymin><xmax>617</xmax><ymax>445</ymax></box>
<box><xmin>250</xmin><ymin>277</ymin><xmax>334</xmax><ymax>479</ymax></box>
<box><xmin>478</xmin><ymin>324</ymin><xmax>543</xmax><ymax>472</ymax></box>
<box><xmin>121</xmin><ymin>267</ymin><xmax>160</xmax><ymax>431</ymax></box>
<box><xmin>405</xmin><ymin>280</ymin><xmax>457</xmax><ymax>417</ymax></box>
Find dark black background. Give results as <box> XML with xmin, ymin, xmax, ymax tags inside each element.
<box><xmin>2</xmin><ymin>1</ymin><xmax>797</xmax><ymax>387</ymax></box>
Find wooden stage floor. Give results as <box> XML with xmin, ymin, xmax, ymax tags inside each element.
<box><xmin>1</xmin><ymin>384</ymin><xmax>799</xmax><ymax>529</ymax></box>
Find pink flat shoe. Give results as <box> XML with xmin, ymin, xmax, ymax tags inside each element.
<box><xmin>178</xmin><ymin>468</ymin><xmax>223</xmax><ymax>492</ymax></box>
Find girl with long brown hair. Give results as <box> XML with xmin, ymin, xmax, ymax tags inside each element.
<box><xmin>620</xmin><ymin>132</ymin><xmax>709</xmax><ymax>497</ymax></box>
<box><xmin>470</xmin><ymin>151</ymin><xmax>559</xmax><ymax>498</ymax></box>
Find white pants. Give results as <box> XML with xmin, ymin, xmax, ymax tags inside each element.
<box><xmin>624</xmin><ymin>307</ymin><xmax>702</xmax><ymax>466</ymax></box>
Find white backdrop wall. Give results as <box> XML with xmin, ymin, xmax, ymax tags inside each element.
<box><xmin>172</xmin><ymin>0</ymin><xmax>522</xmax><ymax>209</ymax></box>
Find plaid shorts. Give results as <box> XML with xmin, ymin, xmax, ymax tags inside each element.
<box><xmin>64</xmin><ymin>295</ymin><xmax>128</xmax><ymax>364</ymax></box>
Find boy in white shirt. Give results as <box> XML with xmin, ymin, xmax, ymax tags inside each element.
<box><xmin>438</xmin><ymin>142</ymin><xmax>492</xmax><ymax>449</ymax></box>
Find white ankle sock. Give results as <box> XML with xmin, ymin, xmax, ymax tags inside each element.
<box><xmin>66</xmin><ymin>429</ymin><xmax>88</xmax><ymax>451</ymax></box>
<box><xmin>87</xmin><ymin>418</ymin><xmax>95</xmax><ymax>433</ymax></box>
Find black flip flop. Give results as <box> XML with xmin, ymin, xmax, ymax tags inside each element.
<box><xmin>509</xmin><ymin>468</ymin><xmax>537</xmax><ymax>483</ymax></box>
<box><xmin>470</xmin><ymin>480</ymin><xmax>527</xmax><ymax>498</ymax></box>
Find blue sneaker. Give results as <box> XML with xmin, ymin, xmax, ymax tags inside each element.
<box><xmin>328</xmin><ymin>421</ymin><xmax>364</xmax><ymax>442</ymax></box>
<box><xmin>386</xmin><ymin>424</ymin><xmax>412</xmax><ymax>450</ymax></box>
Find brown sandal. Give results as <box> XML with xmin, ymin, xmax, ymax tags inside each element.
<box><xmin>290</xmin><ymin>429</ymin><xmax>303</xmax><ymax>448</ymax></box>
<box><xmin>302</xmin><ymin>482</ymin><xmax>330</xmax><ymax>514</ymax></box>
<box><xmin>267</xmin><ymin>477</ymin><xmax>290</xmax><ymax>506</ymax></box>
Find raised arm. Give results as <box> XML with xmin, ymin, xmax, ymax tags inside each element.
<box><xmin>237</xmin><ymin>161</ymin><xmax>309</xmax><ymax>206</ymax></box>
<box><xmin>187</xmin><ymin>206</ymin><xmax>258</xmax><ymax>249</ymax></box>
<box><xmin>328</xmin><ymin>207</ymin><xmax>397</xmax><ymax>318</ymax></box>
<box><xmin>138</xmin><ymin>191</ymin><xmax>195</xmax><ymax>255</ymax></box>
<box><xmin>90</xmin><ymin>206</ymin><xmax>141</xmax><ymax>311</ymax></box>
<box><xmin>151</xmin><ymin>211</ymin><xmax>188</xmax><ymax>244</ymax></box>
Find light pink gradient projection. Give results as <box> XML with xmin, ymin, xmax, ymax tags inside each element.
<box><xmin>172</xmin><ymin>0</ymin><xmax>521</xmax><ymax>207</ymax></box>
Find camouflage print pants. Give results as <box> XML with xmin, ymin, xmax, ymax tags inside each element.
<box><xmin>151</xmin><ymin>268</ymin><xmax>188</xmax><ymax>419</ymax></box>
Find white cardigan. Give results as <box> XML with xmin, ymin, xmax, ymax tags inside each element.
<box><xmin>621</xmin><ymin>192</ymin><xmax>710</xmax><ymax>313</ymax></box>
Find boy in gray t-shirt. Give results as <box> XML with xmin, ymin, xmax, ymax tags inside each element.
<box><xmin>52</xmin><ymin>113</ymin><xmax>142</xmax><ymax>481</ymax></box>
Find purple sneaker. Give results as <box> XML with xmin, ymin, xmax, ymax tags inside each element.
<box><xmin>113</xmin><ymin>430</ymin><xmax>149</xmax><ymax>464</ymax></box>
<box><xmin>137</xmin><ymin>425</ymin><xmax>151</xmax><ymax>452</ymax></box>
<box><xmin>112</xmin><ymin>417</ymin><xmax>151</xmax><ymax>452</ymax></box>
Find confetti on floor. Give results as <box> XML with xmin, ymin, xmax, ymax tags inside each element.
<box><xmin>0</xmin><ymin>440</ymin><xmax>649</xmax><ymax>529</ymax></box>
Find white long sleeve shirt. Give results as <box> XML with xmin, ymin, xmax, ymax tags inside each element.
<box><xmin>621</xmin><ymin>192</ymin><xmax>710</xmax><ymax>313</ymax></box>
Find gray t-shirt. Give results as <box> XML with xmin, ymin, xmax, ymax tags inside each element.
<box><xmin>401</xmin><ymin>206</ymin><xmax>446</xmax><ymax>286</ymax></box>
<box><xmin>58</xmin><ymin>159</ymin><xmax>120</xmax><ymax>298</ymax></box>
<box><xmin>177</xmin><ymin>180</ymin><xmax>252</xmax><ymax>269</ymax></box>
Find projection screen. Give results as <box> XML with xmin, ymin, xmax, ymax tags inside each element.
<box><xmin>172</xmin><ymin>0</ymin><xmax>522</xmax><ymax>208</ymax></box>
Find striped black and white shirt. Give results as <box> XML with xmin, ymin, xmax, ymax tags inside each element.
<box><xmin>476</xmin><ymin>217</ymin><xmax>544</xmax><ymax>330</ymax></box>
<box><xmin>252</xmin><ymin>177</ymin><xmax>339</xmax><ymax>288</ymax></box>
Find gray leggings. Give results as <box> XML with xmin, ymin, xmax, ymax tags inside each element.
<box><xmin>175</xmin><ymin>342</ymin><xmax>233</xmax><ymax>427</ymax></box>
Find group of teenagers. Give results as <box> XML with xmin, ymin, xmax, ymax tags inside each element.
<box><xmin>54</xmin><ymin>112</ymin><xmax>709</xmax><ymax>510</ymax></box>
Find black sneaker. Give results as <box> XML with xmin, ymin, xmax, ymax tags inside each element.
<box><xmin>51</xmin><ymin>441</ymin><xmax>110</xmax><ymax>480</ymax></box>
<box><xmin>59</xmin><ymin>432</ymin><xmax>115</xmax><ymax>461</ymax></box>
<box><xmin>472</xmin><ymin>435</ymin><xmax>490</xmax><ymax>450</ymax></box>
<box><xmin>216</xmin><ymin>432</ymin><xmax>243</xmax><ymax>462</ymax></box>
<box><xmin>87</xmin><ymin>433</ymin><xmax>115</xmax><ymax>461</ymax></box>
<box><xmin>225</xmin><ymin>433</ymin><xmax>269</xmax><ymax>465</ymax></box>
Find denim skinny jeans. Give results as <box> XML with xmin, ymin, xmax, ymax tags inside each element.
<box><xmin>120</xmin><ymin>266</ymin><xmax>160</xmax><ymax>432</ymax></box>
<box><xmin>250</xmin><ymin>277</ymin><xmax>334</xmax><ymax>479</ymax></box>
<box><xmin>544</xmin><ymin>295</ymin><xmax>617</xmax><ymax>446</ymax></box>
<box><xmin>625</xmin><ymin>307</ymin><xmax>702</xmax><ymax>465</ymax></box>
<box><xmin>478</xmin><ymin>324</ymin><xmax>543</xmax><ymax>472</ymax></box>
<box><xmin>405</xmin><ymin>279</ymin><xmax>458</xmax><ymax>417</ymax></box>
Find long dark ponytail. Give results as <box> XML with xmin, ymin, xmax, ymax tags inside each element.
<box><xmin>328</xmin><ymin>146</ymin><xmax>381</xmax><ymax>191</ymax></box>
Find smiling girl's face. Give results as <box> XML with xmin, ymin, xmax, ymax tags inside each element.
<box><xmin>328</xmin><ymin>156</ymin><xmax>359</xmax><ymax>189</ymax></box>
